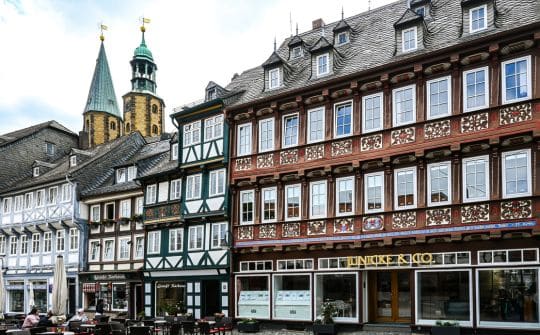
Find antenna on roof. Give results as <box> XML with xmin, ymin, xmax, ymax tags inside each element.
<box><xmin>274</xmin><ymin>37</ymin><xmax>277</xmax><ymax>51</ymax></box>
<box><xmin>341</xmin><ymin>6</ymin><xmax>344</xmax><ymax>20</ymax></box>
<box><xmin>289</xmin><ymin>12</ymin><xmax>293</xmax><ymax>36</ymax></box>
<box><xmin>368</xmin><ymin>0</ymin><xmax>372</xmax><ymax>11</ymax></box>
<box><xmin>296</xmin><ymin>23</ymin><xmax>299</xmax><ymax>36</ymax></box>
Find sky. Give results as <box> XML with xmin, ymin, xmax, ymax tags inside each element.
<box><xmin>0</xmin><ymin>0</ymin><xmax>395</xmax><ymax>135</ymax></box>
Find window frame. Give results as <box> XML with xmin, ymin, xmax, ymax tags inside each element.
<box><xmin>362</xmin><ymin>92</ymin><xmax>383</xmax><ymax>133</ymax></box>
<box><xmin>70</xmin><ymin>155</ymin><xmax>77</xmax><ymax>167</ymax></box>
<box><xmin>501</xmin><ymin>149</ymin><xmax>532</xmax><ymax>198</ymax></box>
<box><xmin>205</xmin><ymin>114</ymin><xmax>224</xmax><ymax>141</ymax></box>
<box><xmin>282</xmin><ymin>113</ymin><xmax>299</xmax><ymax>148</ymax></box>
<box><xmin>0</xmin><ymin>235</ymin><xmax>7</xmax><ymax>255</ymax></box>
<box><xmin>89</xmin><ymin>240</ymin><xmax>100</xmax><ymax>262</ymax></box>
<box><xmin>117</xmin><ymin>237</ymin><xmax>130</xmax><ymax>260</ymax></box>
<box><xmin>427</xmin><ymin>161</ymin><xmax>452</xmax><ymax>207</ymax></box>
<box><xmin>169</xmin><ymin>228</ymin><xmax>183</xmax><ymax>253</ymax></box>
<box><xmin>334</xmin><ymin>100</ymin><xmax>353</xmax><ymax>138</ymax></box>
<box><xmin>316</xmin><ymin>53</ymin><xmax>330</xmax><ymax>77</ymax></box>
<box><xmin>20</xmin><ymin>235</ymin><xmax>28</xmax><ymax>255</ymax></box>
<box><xmin>426</xmin><ymin>75</ymin><xmax>452</xmax><ymax>120</ymax></box>
<box><xmin>211</xmin><ymin>222</ymin><xmax>228</xmax><ymax>249</ymax></box>
<box><xmin>24</xmin><ymin>192</ymin><xmax>33</xmax><ymax>210</ymax></box>
<box><xmin>183</xmin><ymin>120</ymin><xmax>201</xmax><ymax>147</ymax></box>
<box><xmin>261</xmin><ymin>187</ymin><xmax>277</xmax><ymax>223</ymax></box>
<box><xmin>102</xmin><ymin>238</ymin><xmax>115</xmax><ymax>261</ymax></box>
<box><xmin>171</xmin><ymin>143</ymin><xmax>179</xmax><ymax>160</ymax></box>
<box><xmin>56</xmin><ymin>230</ymin><xmax>65</xmax><ymax>252</ymax></box>
<box><xmin>237</xmin><ymin>123</ymin><xmax>252</xmax><ymax>157</ymax></box>
<box><xmin>116</xmin><ymin>168</ymin><xmax>127</xmax><ymax>183</ymax></box>
<box><xmin>463</xmin><ymin>66</ymin><xmax>489</xmax><ymax>112</ymax></box>
<box><xmin>2</xmin><ymin>197</ymin><xmax>12</xmax><ymax>214</ymax></box>
<box><xmin>292</xmin><ymin>46</ymin><xmax>302</xmax><ymax>59</ymax></box>
<box><xmin>170</xmin><ymin>179</ymin><xmax>182</xmax><ymax>200</ymax></box>
<box><xmin>43</xmin><ymin>232</ymin><xmax>52</xmax><ymax>253</ymax></box>
<box><xmin>104</xmin><ymin>202</ymin><xmax>115</xmax><ymax>220</ymax></box>
<box><xmin>364</xmin><ymin>171</ymin><xmax>385</xmax><ymax>214</ymax></box>
<box><xmin>14</xmin><ymin>195</ymin><xmax>23</xmax><ymax>213</ymax></box>
<box><xmin>61</xmin><ymin>184</ymin><xmax>71</xmax><ymax>203</ymax></box>
<box><xmin>90</xmin><ymin>205</ymin><xmax>100</xmax><ymax>222</ymax></box>
<box><xmin>188</xmin><ymin>225</ymin><xmax>204</xmax><ymax>251</ymax></box>
<box><xmin>147</xmin><ymin>231</ymin><xmax>161</xmax><ymax>255</ymax></box>
<box><xmin>310</xmin><ymin>180</ymin><xmax>327</xmax><ymax>219</ymax></box>
<box><xmin>9</xmin><ymin>236</ymin><xmax>17</xmax><ymax>255</ymax></box>
<box><xmin>209</xmin><ymin>169</ymin><xmax>226</xmax><ymax>197</ymax></box>
<box><xmin>119</xmin><ymin>199</ymin><xmax>131</xmax><ymax>218</ymax></box>
<box><xmin>393</xmin><ymin>84</ymin><xmax>417</xmax><ymax>127</ymax></box>
<box><xmin>240</xmin><ymin>190</ymin><xmax>255</xmax><ymax>225</ymax></box>
<box><xmin>48</xmin><ymin>186</ymin><xmax>58</xmax><ymax>205</ymax></box>
<box><xmin>337</xmin><ymin>31</ymin><xmax>349</xmax><ymax>45</ymax></box>
<box><xmin>307</xmin><ymin>106</ymin><xmax>325</xmax><ymax>144</ymax></box>
<box><xmin>32</xmin><ymin>233</ymin><xmax>40</xmax><ymax>254</ymax></box>
<box><xmin>336</xmin><ymin>176</ymin><xmax>354</xmax><ymax>216</ymax></box>
<box><xmin>134</xmin><ymin>235</ymin><xmax>144</xmax><ymax>259</ymax></box>
<box><xmin>469</xmin><ymin>4</ymin><xmax>487</xmax><ymax>33</ymax></box>
<box><xmin>462</xmin><ymin>155</ymin><xmax>490</xmax><ymax>202</ymax></box>
<box><xmin>394</xmin><ymin>166</ymin><xmax>417</xmax><ymax>210</ymax></box>
<box><xmin>146</xmin><ymin>184</ymin><xmax>157</xmax><ymax>205</ymax></box>
<box><xmin>501</xmin><ymin>55</ymin><xmax>532</xmax><ymax>104</ymax></box>
<box><xmin>69</xmin><ymin>228</ymin><xmax>79</xmax><ymax>251</ymax></box>
<box><xmin>402</xmin><ymin>26</ymin><xmax>417</xmax><ymax>52</ymax></box>
<box><xmin>258</xmin><ymin>118</ymin><xmax>275</xmax><ymax>153</ymax></box>
<box><xmin>127</xmin><ymin>166</ymin><xmax>137</xmax><ymax>181</ymax></box>
<box><xmin>186</xmin><ymin>174</ymin><xmax>202</xmax><ymax>200</ymax></box>
<box><xmin>284</xmin><ymin>184</ymin><xmax>301</xmax><ymax>221</ymax></box>
<box><xmin>268</xmin><ymin>67</ymin><xmax>281</xmax><ymax>90</ymax></box>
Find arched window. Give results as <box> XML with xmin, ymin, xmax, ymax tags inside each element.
<box><xmin>86</xmin><ymin>119</ymin><xmax>90</xmax><ymax>130</ymax></box>
<box><xmin>126</xmin><ymin>123</ymin><xmax>131</xmax><ymax>132</ymax></box>
<box><xmin>152</xmin><ymin>125</ymin><xmax>158</xmax><ymax>134</ymax></box>
<box><xmin>110</xmin><ymin>121</ymin><xmax>116</xmax><ymax>130</ymax></box>
<box><xmin>152</xmin><ymin>104</ymin><xmax>158</xmax><ymax>113</ymax></box>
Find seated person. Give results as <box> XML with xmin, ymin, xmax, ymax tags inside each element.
<box><xmin>69</xmin><ymin>308</ymin><xmax>89</xmax><ymax>323</ymax></box>
<box><xmin>37</xmin><ymin>311</ymin><xmax>55</xmax><ymax>327</ymax></box>
<box><xmin>22</xmin><ymin>308</ymin><xmax>40</xmax><ymax>329</ymax></box>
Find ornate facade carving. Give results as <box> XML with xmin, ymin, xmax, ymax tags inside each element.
<box><xmin>282</xmin><ymin>222</ymin><xmax>300</xmax><ymax>237</ymax></box>
<box><xmin>424</xmin><ymin>120</ymin><xmax>451</xmax><ymax>140</ymax></box>
<box><xmin>461</xmin><ymin>204</ymin><xmax>490</xmax><ymax>223</ymax></box>
<box><xmin>501</xmin><ymin>200</ymin><xmax>532</xmax><ymax>220</ymax></box>
<box><xmin>306</xmin><ymin>144</ymin><xmax>325</xmax><ymax>161</ymax></box>
<box><xmin>280</xmin><ymin>149</ymin><xmax>298</xmax><ymax>165</ymax></box>
<box><xmin>334</xmin><ymin>218</ymin><xmax>354</xmax><ymax>233</ymax></box>
<box><xmin>307</xmin><ymin>221</ymin><xmax>326</xmax><ymax>235</ymax></box>
<box><xmin>461</xmin><ymin>112</ymin><xmax>489</xmax><ymax>133</ymax></box>
<box><xmin>426</xmin><ymin>208</ymin><xmax>451</xmax><ymax>226</ymax></box>
<box><xmin>257</xmin><ymin>153</ymin><xmax>274</xmax><ymax>168</ymax></box>
<box><xmin>259</xmin><ymin>224</ymin><xmax>277</xmax><ymax>238</ymax></box>
<box><xmin>499</xmin><ymin>103</ymin><xmax>532</xmax><ymax>125</ymax></box>
<box><xmin>235</xmin><ymin>157</ymin><xmax>252</xmax><ymax>171</ymax></box>
<box><xmin>238</xmin><ymin>226</ymin><xmax>253</xmax><ymax>240</ymax></box>
<box><xmin>392</xmin><ymin>211</ymin><xmax>416</xmax><ymax>229</ymax></box>
<box><xmin>361</xmin><ymin>134</ymin><xmax>383</xmax><ymax>152</ymax></box>
<box><xmin>363</xmin><ymin>216</ymin><xmax>384</xmax><ymax>231</ymax></box>
<box><xmin>331</xmin><ymin>139</ymin><xmax>353</xmax><ymax>157</ymax></box>
<box><xmin>391</xmin><ymin>127</ymin><xmax>415</xmax><ymax>145</ymax></box>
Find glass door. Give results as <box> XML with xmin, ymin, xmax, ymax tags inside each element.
<box><xmin>370</xmin><ymin>271</ymin><xmax>411</xmax><ymax>323</ymax></box>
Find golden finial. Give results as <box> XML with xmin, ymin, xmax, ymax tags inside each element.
<box><xmin>140</xmin><ymin>17</ymin><xmax>151</xmax><ymax>32</ymax></box>
<box><xmin>99</xmin><ymin>23</ymin><xmax>108</xmax><ymax>41</ymax></box>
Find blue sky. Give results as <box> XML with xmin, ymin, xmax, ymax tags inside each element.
<box><xmin>0</xmin><ymin>0</ymin><xmax>394</xmax><ymax>135</ymax></box>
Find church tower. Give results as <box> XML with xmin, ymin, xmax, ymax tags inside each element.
<box><xmin>123</xmin><ymin>23</ymin><xmax>165</xmax><ymax>137</ymax></box>
<box><xmin>81</xmin><ymin>33</ymin><xmax>122</xmax><ymax>148</ymax></box>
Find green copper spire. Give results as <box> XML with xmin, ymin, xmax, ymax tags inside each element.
<box><xmin>134</xmin><ymin>27</ymin><xmax>154</xmax><ymax>61</ymax></box>
<box><xmin>84</xmin><ymin>41</ymin><xmax>121</xmax><ymax>117</ymax></box>
<box><xmin>130</xmin><ymin>24</ymin><xmax>157</xmax><ymax>93</ymax></box>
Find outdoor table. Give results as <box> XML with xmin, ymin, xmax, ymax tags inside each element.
<box><xmin>36</xmin><ymin>332</ymin><xmax>60</xmax><ymax>335</ymax></box>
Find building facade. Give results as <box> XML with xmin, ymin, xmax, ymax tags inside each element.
<box><xmin>225</xmin><ymin>0</ymin><xmax>540</xmax><ymax>333</ymax></box>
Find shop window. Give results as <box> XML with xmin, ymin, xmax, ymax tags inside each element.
<box><xmin>8</xmin><ymin>281</ymin><xmax>24</xmax><ymax>312</ymax></box>
<box><xmin>112</xmin><ymin>283</ymin><xmax>127</xmax><ymax>311</ymax></box>
<box><xmin>315</xmin><ymin>273</ymin><xmax>358</xmax><ymax>322</ymax></box>
<box><xmin>239</xmin><ymin>260</ymin><xmax>273</xmax><ymax>272</ymax></box>
<box><xmin>236</xmin><ymin>275</ymin><xmax>270</xmax><ymax>318</ymax></box>
<box><xmin>273</xmin><ymin>274</ymin><xmax>311</xmax><ymax>320</ymax></box>
<box><xmin>32</xmin><ymin>281</ymin><xmax>48</xmax><ymax>312</ymax></box>
<box><xmin>258</xmin><ymin>118</ymin><xmax>274</xmax><ymax>152</ymax></box>
<box><xmin>416</xmin><ymin>270</ymin><xmax>471</xmax><ymax>325</ymax></box>
<box><xmin>240</xmin><ymin>190</ymin><xmax>254</xmax><ymax>224</ymax></box>
<box><xmin>478</xmin><ymin>268</ymin><xmax>539</xmax><ymax>326</ymax></box>
<box><xmin>156</xmin><ymin>281</ymin><xmax>186</xmax><ymax>317</ymax></box>
<box><xmin>319</xmin><ymin>257</ymin><xmax>351</xmax><ymax>270</ymax></box>
<box><xmin>430</xmin><ymin>252</ymin><xmax>471</xmax><ymax>267</ymax></box>
<box><xmin>285</xmin><ymin>184</ymin><xmax>301</xmax><ymax>221</ymax></box>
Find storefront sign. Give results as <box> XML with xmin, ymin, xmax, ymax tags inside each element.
<box><xmin>156</xmin><ymin>282</ymin><xmax>185</xmax><ymax>289</ymax></box>
<box><xmin>347</xmin><ymin>253</ymin><xmax>433</xmax><ymax>268</ymax></box>
<box><xmin>94</xmin><ymin>273</ymin><xmax>126</xmax><ymax>281</ymax></box>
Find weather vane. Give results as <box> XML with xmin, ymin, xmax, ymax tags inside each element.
<box><xmin>140</xmin><ymin>17</ymin><xmax>151</xmax><ymax>32</ymax></box>
<box><xmin>99</xmin><ymin>22</ymin><xmax>108</xmax><ymax>41</ymax></box>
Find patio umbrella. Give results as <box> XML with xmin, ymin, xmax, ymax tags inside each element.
<box><xmin>0</xmin><ymin>259</ymin><xmax>5</xmax><ymax>315</ymax></box>
<box><xmin>28</xmin><ymin>281</ymin><xmax>35</xmax><ymax>309</ymax></box>
<box><xmin>51</xmin><ymin>255</ymin><xmax>68</xmax><ymax>315</ymax></box>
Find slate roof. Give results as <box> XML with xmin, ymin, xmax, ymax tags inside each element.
<box><xmin>333</xmin><ymin>19</ymin><xmax>351</xmax><ymax>32</ymax></box>
<box><xmin>394</xmin><ymin>8</ymin><xmax>423</xmax><ymax>27</ymax></box>
<box><xmin>224</xmin><ymin>0</ymin><xmax>540</xmax><ymax>108</ymax></box>
<box><xmin>137</xmin><ymin>150</ymin><xmax>177</xmax><ymax>180</ymax></box>
<box><xmin>262</xmin><ymin>51</ymin><xmax>286</xmax><ymax>68</ymax></box>
<box><xmin>0</xmin><ymin>121</ymin><xmax>75</xmax><ymax>147</ymax></box>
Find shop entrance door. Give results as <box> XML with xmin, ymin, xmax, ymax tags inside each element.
<box><xmin>202</xmin><ymin>280</ymin><xmax>220</xmax><ymax>317</ymax></box>
<box><xmin>369</xmin><ymin>271</ymin><xmax>411</xmax><ymax>323</ymax></box>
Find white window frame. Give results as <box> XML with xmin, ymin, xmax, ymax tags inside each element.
<box><xmin>362</xmin><ymin>92</ymin><xmax>383</xmax><ymax>133</ymax></box>
<box><xmin>501</xmin><ymin>55</ymin><xmax>532</xmax><ymax>104</ymax></box>
<box><xmin>24</xmin><ymin>193</ymin><xmax>33</xmax><ymax>210</ymax></box>
<box><xmin>183</xmin><ymin>120</ymin><xmax>201</xmax><ymax>147</ymax></box>
<box><xmin>393</xmin><ymin>84</ymin><xmax>416</xmax><ymax>126</ymax></box>
<box><xmin>147</xmin><ymin>231</ymin><xmax>160</xmax><ymax>254</ymax></box>
<box><xmin>104</xmin><ymin>202</ymin><xmax>115</xmax><ymax>220</ymax></box>
<box><xmin>282</xmin><ymin>113</ymin><xmax>299</xmax><ymax>148</ymax></box>
<box><xmin>261</xmin><ymin>187</ymin><xmax>277</xmax><ymax>223</ymax></box>
<box><xmin>316</xmin><ymin>53</ymin><xmax>329</xmax><ymax>77</ymax></box>
<box><xmin>307</xmin><ymin>107</ymin><xmax>325</xmax><ymax>144</ymax></box>
<box><xmin>169</xmin><ymin>228</ymin><xmax>183</xmax><ymax>253</ymax></box>
<box><xmin>90</xmin><ymin>205</ymin><xmax>100</xmax><ymax>222</ymax></box>
<box><xmin>462</xmin><ymin>155</ymin><xmax>490</xmax><ymax>202</ymax></box>
<box><xmin>463</xmin><ymin>66</ymin><xmax>489</xmax><ymax>112</ymax></box>
<box><xmin>43</xmin><ymin>232</ymin><xmax>52</xmax><ymax>253</ymax></box>
<box><xmin>209</xmin><ymin>169</ymin><xmax>226</xmax><ymax>197</ymax></box>
<box><xmin>135</xmin><ymin>197</ymin><xmax>144</xmax><ymax>215</ymax></box>
<box><xmin>69</xmin><ymin>155</ymin><xmax>77</xmax><ymax>167</ymax></box>
<box><xmin>146</xmin><ymin>184</ymin><xmax>157</xmax><ymax>204</ymax></box>
<box><xmin>36</xmin><ymin>190</ymin><xmax>45</xmax><ymax>208</ymax></box>
<box><xmin>426</xmin><ymin>76</ymin><xmax>452</xmax><ymax>119</ymax></box>
<box><xmin>118</xmin><ymin>237</ymin><xmax>130</xmax><ymax>260</ymax></box>
<box><xmin>258</xmin><ymin>118</ymin><xmax>274</xmax><ymax>152</ymax></box>
<box><xmin>394</xmin><ymin>167</ymin><xmax>417</xmax><ymax>210</ymax></box>
<box><xmin>33</xmin><ymin>167</ymin><xmax>40</xmax><ymax>177</ymax></box>
<box><xmin>134</xmin><ymin>235</ymin><xmax>144</xmax><ymax>259</ymax></box>
<box><xmin>170</xmin><ymin>179</ymin><xmax>182</xmax><ymax>200</ymax></box>
<box><xmin>284</xmin><ymin>184</ymin><xmax>301</xmax><ymax>221</ymax></box>
<box><xmin>0</xmin><ymin>235</ymin><xmax>6</xmax><ymax>255</ymax></box>
<box><xmin>334</xmin><ymin>100</ymin><xmax>353</xmax><ymax>138</ymax></box>
<box><xmin>272</xmin><ymin>273</ymin><xmax>313</xmax><ymax>321</ymax></box>
<box><xmin>292</xmin><ymin>46</ymin><xmax>302</xmax><ymax>59</ymax></box>
<box><xmin>235</xmin><ymin>274</ymin><xmax>271</xmax><ymax>319</ymax></box>
<box><xmin>237</xmin><ymin>123</ymin><xmax>252</xmax><ymax>156</ymax></box>
<box><xmin>336</xmin><ymin>176</ymin><xmax>354</xmax><ymax>216</ymax></box>
<box><xmin>402</xmin><ymin>26</ymin><xmax>417</xmax><ymax>52</ymax></box>
<box><xmin>337</xmin><ymin>31</ymin><xmax>349</xmax><ymax>45</ymax></box>
<box><xmin>9</xmin><ymin>236</ymin><xmax>17</xmax><ymax>255</ymax></box>
<box><xmin>469</xmin><ymin>4</ymin><xmax>487</xmax><ymax>33</ymax></box>
<box><xmin>205</xmin><ymin>114</ymin><xmax>223</xmax><ymax>141</ymax></box>
<box><xmin>102</xmin><ymin>239</ymin><xmax>115</xmax><ymax>261</ymax></box>
<box><xmin>364</xmin><ymin>171</ymin><xmax>385</xmax><ymax>214</ymax></box>
<box><xmin>427</xmin><ymin>161</ymin><xmax>452</xmax><ymax>207</ymax></box>
<box><xmin>310</xmin><ymin>180</ymin><xmax>327</xmax><ymax>219</ymax></box>
<box><xmin>31</xmin><ymin>233</ymin><xmax>40</xmax><ymax>254</ymax></box>
<box><xmin>56</xmin><ymin>230</ymin><xmax>65</xmax><ymax>252</ymax></box>
<box><xmin>128</xmin><ymin>166</ymin><xmax>137</xmax><ymax>181</ymax></box>
<box><xmin>171</xmin><ymin>143</ymin><xmax>179</xmax><ymax>160</ymax></box>
<box><xmin>116</xmin><ymin>168</ymin><xmax>127</xmax><ymax>183</ymax></box>
<box><xmin>188</xmin><ymin>225</ymin><xmax>204</xmax><ymax>251</ymax></box>
<box><xmin>48</xmin><ymin>187</ymin><xmax>58</xmax><ymax>205</ymax></box>
<box><xmin>502</xmin><ymin>149</ymin><xmax>532</xmax><ymax>198</ymax></box>
<box><xmin>211</xmin><ymin>222</ymin><xmax>228</xmax><ymax>249</ymax></box>
<box><xmin>20</xmin><ymin>235</ymin><xmax>28</xmax><ymax>255</ymax></box>
<box><xmin>69</xmin><ymin>228</ymin><xmax>79</xmax><ymax>251</ymax></box>
<box><xmin>61</xmin><ymin>183</ymin><xmax>71</xmax><ymax>203</ymax></box>
<box><xmin>89</xmin><ymin>240</ymin><xmax>100</xmax><ymax>261</ymax></box>
<box><xmin>2</xmin><ymin>197</ymin><xmax>12</xmax><ymax>214</ymax></box>
<box><xmin>14</xmin><ymin>195</ymin><xmax>23</xmax><ymax>213</ymax></box>
<box><xmin>240</xmin><ymin>190</ymin><xmax>254</xmax><ymax>225</ymax></box>
<box><xmin>186</xmin><ymin>174</ymin><xmax>202</xmax><ymax>200</ymax></box>
<box><xmin>120</xmin><ymin>199</ymin><xmax>131</xmax><ymax>218</ymax></box>
<box><xmin>314</xmin><ymin>272</ymin><xmax>359</xmax><ymax>323</ymax></box>
<box><xmin>268</xmin><ymin>68</ymin><xmax>281</xmax><ymax>90</ymax></box>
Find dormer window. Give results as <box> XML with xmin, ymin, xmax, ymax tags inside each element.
<box><xmin>268</xmin><ymin>68</ymin><xmax>281</xmax><ymax>90</ymax></box>
<box><xmin>117</xmin><ymin>168</ymin><xmax>127</xmax><ymax>183</ymax></box>
<box><xmin>46</xmin><ymin>142</ymin><xmax>55</xmax><ymax>156</ymax></box>
<box><xmin>70</xmin><ymin>155</ymin><xmax>77</xmax><ymax>167</ymax></box>
<box><xmin>415</xmin><ymin>6</ymin><xmax>425</xmax><ymax>16</ymax></box>
<box><xmin>292</xmin><ymin>46</ymin><xmax>303</xmax><ymax>59</ymax></box>
<box><xmin>470</xmin><ymin>5</ymin><xmax>487</xmax><ymax>33</ymax></box>
<box><xmin>171</xmin><ymin>143</ymin><xmax>178</xmax><ymax>160</ymax></box>
<box><xmin>402</xmin><ymin>27</ymin><xmax>417</xmax><ymax>52</ymax></box>
<box><xmin>127</xmin><ymin>166</ymin><xmax>137</xmax><ymax>181</ymax></box>
<box><xmin>207</xmin><ymin>88</ymin><xmax>216</xmax><ymax>101</ymax></box>
<box><xmin>336</xmin><ymin>32</ymin><xmax>349</xmax><ymax>45</ymax></box>
<box><xmin>316</xmin><ymin>53</ymin><xmax>329</xmax><ymax>77</ymax></box>
<box><xmin>33</xmin><ymin>167</ymin><xmax>40</xmax><ymax>177</ymax></box>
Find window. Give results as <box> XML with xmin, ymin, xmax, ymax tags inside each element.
<box><xmin>127</xmin><ymin>166</ymin><xmax>137</xmax><ymax>181</ymax></box>
<box><xmin>56</xmin><ymin>230</ymin><xmax>65</xmax><ymax>252</ymax></box>
<box><xmin>205</xmin><ymin>115</ymin><xmax>223</xmax><ymax>140</ymax></box>
<box><xmin>292</xmin><ymin>46</ymin><xmax>302</xmax><ymax>59</ymax></box>
<box><xmin>283</xmin><ymin>114</ymin><xmax>299</xmax><ymax>148</ymax></box>
<box><xmin>9</xmin><ymin>236</ymin><xmax>17</xmax><ymax>255</ymax></box>
<box><xmin>239</xmin><ymin>260</ymin><xmax>273</xmax><ymax>272</ymax></box>
<box><xmin>268</xmin><ymin>68</ymin><xmax>280</xmax><ymax>89</ymax></box>
<box><xmin>316</xmin><ymin>53</ymin><xmax>329</xmax><ymax>76</ymax></box>
<box><xmin>134</xmin><ymin>236</ymin><xmax>144</xmax><ymax>259</ymax></box>
<box><xmin>394</xmin><ymin>167</ymin><xmax>416</xmax><ymax>209</ymax></box>
<box><xmin>469</xmin><ymin>5</ymin><xmax>487</xmax><ymax>33</ymax></box>
<box><xmin>310</xmin><ymin>180</ymin><xmax>327</xmax><ymax>218</ymax></box>
<box><xmin>209</xmin><ymin>169</ymin><xmax>226</xmax><ymax>196</ymax></box>
<box><xmin>188</xmin><ymin>226</ymin><xmax>203</xmax><ymax>250</ymax></box>
<box><xmin>427</xmin><ymin>162</ymin><xmax>451</xmax><ymax>206</ymax></box>
<box><xmin>183</xmin><ymin>121</ymin><xmax>201</xmax><ymax>147</ymax></box>
<box><xmin>258</xmin><ymin>118</ymin><xmax>274</xmax><ymax>152</ymax></box>
<box><xmin>170</xmin><ymin>179</ymin><xmax>181</xmax><ymax>200</ymax></box>
<box><xmin>146</xmin><ymin>184</ymin><xmax>157</xmax><ymax>204</ymax></box>
<box><xmin>120</xmin><ymin>200</ymin><xmax>131</xmax><ymax>218</ymax></box>
<box><xmin>36</xmin><ymin>190</ymin><xmax>45</xmax><ymax>208</ymax></box>
<box><xmin>135</xmin><ymin>197</ymin><xmax>144</xmax><ymax>215</ymax></box>
<box><xmin>463</xmin><ymin>67</ymin><xmax>488</xmax><ymax>112</ymax></box>
<box><xmin>90</xmin><ymin>205</ymin><xmax>100</xmax><ymax>222</ymax></box>
<box><xmin>171</xmin><ymin>143</ymin><xmax>179</xmax><ymax>160</ymax></box>
<box><xmin>169</xmin><ymin>228</ymin><xmax>183</xmax><ymax>252</ymax></box>
<box><xmin>118</xmin><ymin>238</ymin><xmax>130</xmax><ymax>260</ymax></box>
<box><xmin>393</xmin><ymin>85</ymin><xmax>416</xmax><ymax>126</ymax></box>
<box><xmin>14</xmin><ymin>195</ymin><xmax>23</xmax><ymax>212</ymax></box>
<box><xmin>117</xmin><ymin>168</ymin><xmax>126</xmax><ymax>183</ymax></box>
<box><xmin>158</xmin><ymin>181</ymin><xmax>169</xmax><ymax>203</ymax></box>
<box><xmin>273</xmin><ymin>274</ymin><xmax>312</xmax><ymax>321</ymax></box>
<box><xmin>110</xmin><ymin>121</ymin><xmax>116</xmax><ymax>130</ymax></box>
<box><xmin>237</xmin><ymin>123</ymin><xmax>252</xmax><ymax>156</ymax></box>
<box><xmin>240</xmin><ymin>190</ymin><xmax>254</xmax><ymax>224</ymax></box>
<box><xmin>2</xmin><ymin>197</ymin><xmax>12</xmax><ymax>214</ymax></box>
<box><xmin>89</xmin><ymin>241</ymin><xmax>100</xmax><ymax>261</ymax></box>
<box><xmin>336</xmin><ymin>177</ymin><xmax>354</xmax><ymax>215</ymax></box>
<box><xmin>362</xmin><ymin>93</ymin><xmax>383</xmax><ymax>133</ymax></box>
<box><xmin>61</xmin><ymin>183</ymin><xmax>71</xmax><ymax>203</ymax></box>
<box><xmin>69</xmin><ymin>228</ymin><xmax>79</xmax><ymax>251</ymax></box>
<box><xmin>0</xmin><ymin>235</ymin><xmax>5</xmax><ymax>254</ymax></box>
<box><xmin>32</xmin><ymin>233</ymin><xmax>40</xmax><ymax>254</ymax></box>
<box><xmin>277</xmin><ymin>259</ymin><xmax>314</xmax><ymax>271</ymax></box>
<box><xmin>307</xmin><ymin>107</ymin><xmax>325</xmax><ymax>143</ymax></box>
<box><xmin>186</xmin><ymin>174</ymin><xmax>202</xmax><ymax>200</ymax></box>
<box><xmin>502</xmin><ymin>149</ymin><xmax>531</xmax><ymax>198</ymax></box>
<box><xmin>337</xmin><ymin>32</ymin><xmax>349</xmax><ymax>45</ymax></box>
<box><xmin>104</xmin><ymin>202</ymin><xmax>115</xmax><ymax>220</ymax></box>
<box><xmin>103</xmin><ymin>239</ymin><xmax>114</xmax><ymax>260</ymax></box>
<box><xmin>502</xmin><ymin>56</ymin><xmax>531</xmax><ymax>104</ymax></box>
<box><xmin>236</xmin><ymin>275</ymin><xmax>270</xmax><ymax>318</ymax></box>
<box><xmin>463</xmin><ymin>156</ymin><xmax>489</xmax><ymax>202</ymax></box>
<box><xmin>212</xmin><ymin>222</ymin><xmax>228</xmax><ymax>248</ymax></box>
<box><xmin>402</xmin><ymin>27</ymin><xmax>417</xmax><ymax>52</ymax></box>
<box><xmin>48</xmin><ymin>187</ymin><xmax>58</xmax><ymax>205</ymax></box>
<box><xmin>20</xmin><ymin>235</ymin><xmax>27</xmax><ymax>255</ymax></box>
<box><xmin>147</xmin><ymin>231</ymin><xmax>160</xmax><ymax>254</ymax></box>
<box><xmin>334</xmin><ymin>101</ymin><xmax>353</xmax><ymax>138</ymax></box>
<box><xmin>33</xmin><ymin>167</ymin><xmax>39</xmax><ymax>177</ymax></box>
<box><xmin>24</xmin><ymin>193</ymin><xmax>33</xmax><ymax>210</ymax></box>
<box><xmin>285</xmin><ymin>184</ymin><xmax>301</xmax><ymax>220</ymax></box>
<box><xmin>427</xmin><ymin>76</ymin><xmax>451</xmax><ymax>119</ymax></box>
<box><xmin>262</xmin><ymin>187</ymin><xmax>277</xmax><ymax>223</ymax></box>
<box><xmin>70</xmin><ymin>155</ymin><xmax>77</xmax><ymax>167</ymax></box>
<box><xmin>315</xmin><ymin>273</ymin><xmax>358</xmax><ymax>322</ymax></box>
<box><xmin>43</xmin><ymin>232</ymin><xmax>51</xmax><ymax>253</ymax></box>
<box><xmin>46</xmin><ymin>142</ymin><xmax>56</xmax><ymax>156</ymax></box>
<box><xmin>365</xmin><ymin>172</ymin><xmax>384</xmax><ymax>213</ymax></box>
<box><xmin>416</xmin><ymin>6</ymin><xmax>425</xmax><ymax>16</ymax></box>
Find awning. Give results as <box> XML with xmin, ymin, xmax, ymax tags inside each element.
<box><xmin>82</xmin><ymin>283</ymin><xmax>98</xmax><ymax>293</ymax></box>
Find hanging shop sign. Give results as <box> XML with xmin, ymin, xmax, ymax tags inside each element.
<box><xmin>346</xmin><ymin>253</ymin><xmax>433</xmax><ymax>268</ymax></box>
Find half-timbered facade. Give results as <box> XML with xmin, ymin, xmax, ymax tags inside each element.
<box><xmin>225</xmin><ymin>0</ymin><xmax>540</xmax><ymax>333</ymax></box>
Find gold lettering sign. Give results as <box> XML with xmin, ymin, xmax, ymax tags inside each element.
<box><xmin>346</xmin><ymin>253</ymin><xmax>433</xmax><ymax>268</ymax></box>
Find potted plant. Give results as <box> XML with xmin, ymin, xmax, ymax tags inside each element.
<box><xmin>431</xmin><ymin>320</ymin><xmax>460</xmax><ymax>335</ymax></box>
<box><xmin>214</xmin><ymin>312</ymin><xmax>225</xmax><ymax>322</ymax></box>
<box><xmin>137</xmin><ymin>311</ymin><xmax>145</xmax><ymax>321</ymax></box>
<box><xmin>313</xmin><ymin>302</ymin><xmax>337</xmax><ymax>335</ymax></box>
<box><xmin>237</xmin><ymin>318</ymin><xmax>259</xmax><ymax>333</ymax></box>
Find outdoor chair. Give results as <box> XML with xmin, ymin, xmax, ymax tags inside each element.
<box><xmin>110</xmin><ymin>322</ymin><xmax>126</xmax><ymax>335</ymax></box>
<box><xmin>129</xmin><ymin>326</ymin><xmax>151</xmax><ymax>335</ymax></box>
<box><xmin>68</xmin><ymin>321</ymin><xmax>82</xmax><ymax>333</ymax></box>
<box><xmin>181</xmin><ymin>322</ymin><xmax>195</xmax><ymax>335</ymax></box>
<box><xmin>169</xmin><ymin>323</ymin><xmax>181</xmax><ymax>335</ymax></box>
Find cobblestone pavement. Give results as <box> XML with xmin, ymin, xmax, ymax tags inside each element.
<box><xmin>229</xmin><ymin>325</ymin><xmax>424</xmax><ymax>335</ymax></box>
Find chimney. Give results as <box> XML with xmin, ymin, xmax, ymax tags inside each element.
<box><xmin>312</xmin><ymin>18</ymin><xmax>325</xmax><ymax>30</ymax></box>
